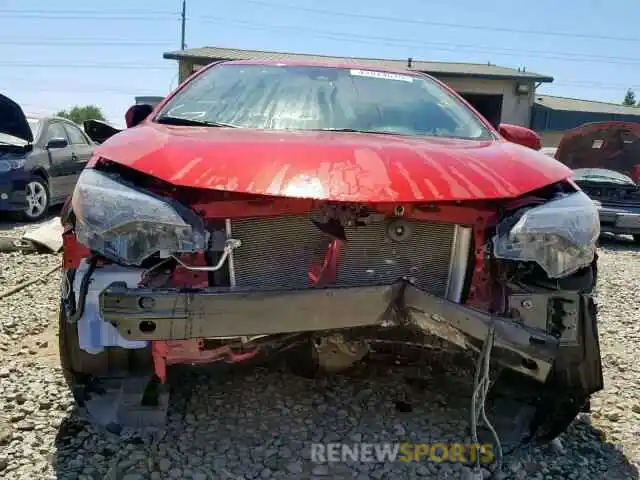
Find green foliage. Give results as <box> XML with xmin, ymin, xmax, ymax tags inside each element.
<box><xmin>622</xmin><ymin>89</ymin><xmax>638</xmax><ymax>107</ymax></box>
<box><xmin>55</xmin><ymin>105</ymin><xmax>106</xmax><ymax>124</ymax></box>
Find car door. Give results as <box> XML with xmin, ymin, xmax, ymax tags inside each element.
<box><xmin>42</xmin><ymin>121</ymin><xmax>75</xmax><ymax>203</ymax></box>
<box><xmin>62</xmin><ymin>122</ymin><xmax>94</xmax><ymax>193</ymax></box>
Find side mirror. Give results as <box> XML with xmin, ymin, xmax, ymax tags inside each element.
<box><xmin>125</xmin><ymin>104</ymin><xmax>154</xmax><ymax>128</ymax></box>
<box><xmin>498</xmin><ymin>123</ymin><xmax>542</xmax><ymax>151</ymax></box>
<box><xmin>46</xmin><ymin>137</ymin><xmax>68</xmax><ymax>149</ymax></box>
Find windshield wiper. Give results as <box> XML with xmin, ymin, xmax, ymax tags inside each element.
<box><xmin>309</xmin><ymin>128</ymin><xmax>403</xmax><ymax>135</ymax></box>
<box><xmin>155</xmin><ymin>116</ymin><xmax>238</xmax><ymax>128</ymax></box>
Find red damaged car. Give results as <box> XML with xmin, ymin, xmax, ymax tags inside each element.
<box><xmin>56</xmin><ymin>60</ymin><xmax>602</xmax><ymax>443</ymax></box>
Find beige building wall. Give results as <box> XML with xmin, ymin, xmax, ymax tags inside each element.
<box><xmin>437</xmin><ymin>77</ymin><xmax>534</xmax><ymax>127</ymax></box>
<box><xmin>179</xmin><ymin>60</ymin><xmax>196</xmax><ymax>83</ymax></box>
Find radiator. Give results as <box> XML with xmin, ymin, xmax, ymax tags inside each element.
<box><xmin>226</xmin><ymin>215</ymin><xmax>465</xmax><ymax>298</ymax></box>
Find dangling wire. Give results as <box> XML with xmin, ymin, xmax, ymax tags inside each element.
<box><xmin>470</xmin><ymin>324</ymin><xmax>503</xmax><ymax>478</ymax></box>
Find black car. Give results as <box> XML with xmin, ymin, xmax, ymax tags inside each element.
<box><xmin>0</xmin><ymin>94</ymin><xmax>94</xmax><ymax>221</ymax></box>
<box><xmin>572</xmin><ymin>168</ymin><xmax>640</xmax><ymax>242</ymax></box>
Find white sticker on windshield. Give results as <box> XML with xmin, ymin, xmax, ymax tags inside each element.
<box><xmin>349</xmin><ymin>69</ymin><xmax>414</xmax><ymax>83</ymax></box>
<box><xmin>592</xmin><ymin>139</ymin><xmax>604</xmax><ymax>149</ymax></box>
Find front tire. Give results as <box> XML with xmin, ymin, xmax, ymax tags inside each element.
<box><xmin>22</xmin><ymin>177</ymin><xmax>50</xmax><ymax>222</ymax></box>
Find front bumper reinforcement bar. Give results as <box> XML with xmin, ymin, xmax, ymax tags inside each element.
<box><xmin>99</xmin><ymin>282</ymin><xmax>584</xmax><ymax>383</ymax></box>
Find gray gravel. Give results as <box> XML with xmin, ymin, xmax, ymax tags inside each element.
<box><xmin>0</xmin><ymin>226</ymin><xmax>639</xmax><ymax>480</ymax></box>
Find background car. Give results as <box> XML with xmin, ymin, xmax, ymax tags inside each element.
<box><xmin>0</xmin><ymin>94</ymin><xmax>94</xmax><ymax>221</ymax></box>
<box><xmin>555</xmin><ymin>121</ymin><xmax>640</xmax><ymax>182</ymax></box>
<box><xmin>573</xmin><ymin>168</ymin><xmax>640</xmax><ymax>242</ymax></box>
<box><xmin>554</xmin><ymin>122</ymin><xmax>640</xmax><ymax>242</ymax></box>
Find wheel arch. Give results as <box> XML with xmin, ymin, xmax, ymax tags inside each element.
<box><xmin>30</xmin><ymin>166</ymin><xmax>49</xmax><ymax>184</ymax></box>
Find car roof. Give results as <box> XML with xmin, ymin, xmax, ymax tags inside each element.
<box><xmin>27</xmin><ymin>115</ymin><xmax>83</xmax><ymax>125</ymax></box>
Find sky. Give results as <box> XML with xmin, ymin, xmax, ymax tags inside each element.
<box><xmin>1</xmin><ymin>0</ymin><xmax>638</xmax><ymax>127</ymax></box>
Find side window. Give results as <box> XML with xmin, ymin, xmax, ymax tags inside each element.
<box><xmin>63</xmin><ymin>124</ymin><xmax>89</xmax><ymax>145</ymax></box>
<box><xmin>45</xmin><ymin>123</ymin><xmax>69</xmax><ymax>143</ymax></box>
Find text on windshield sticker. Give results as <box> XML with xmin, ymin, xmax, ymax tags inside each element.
<box><xmin>349</xmin><ymin>69</ymin><xmax>414</xmax><ymax>83</ymax></box>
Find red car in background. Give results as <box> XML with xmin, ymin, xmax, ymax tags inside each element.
<box><xmin>555</xmin><ymin>122</ymin><xmax>640</xmax><ymax>242</ymax></box>
<box><xmin>56</xmin><ymin>60</ymin><xmax>602</xmax><ymax>451</ymax></box>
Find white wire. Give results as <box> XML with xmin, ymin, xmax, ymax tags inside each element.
<box><xmin>470</xmin><ymin>325</ymin><xmax>503</xmax><ymax>476</ymax></box>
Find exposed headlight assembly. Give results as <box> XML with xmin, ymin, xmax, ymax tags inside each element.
<box><xmin>72</xmin><ymin>169</ymin><xmax>208</xmax><ymax>266</ymax></box>
<box><xmin>0</xmin><ymin>158</ymin><xmax>26</xmax><ymax>173</ymax></box>
<box><xmin>492</xmin><ymin>191</ymin><xmax>600</xmax><ymax>278</ymax></box>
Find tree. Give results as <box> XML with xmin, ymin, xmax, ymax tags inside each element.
<box><xmin>622</xmin><ymin>89</ymin><xmax>637</xmax><ymax>107</ymax></box>
<box><xmin>56</xmin><ymin>105</ymin><xmax>106</xmax><ymax>125</ymax></box>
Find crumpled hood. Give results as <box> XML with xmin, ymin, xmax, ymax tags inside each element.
<box><xmin>0</xmin><ymin>93</ymin><xmax>33</xmax><ymax>143</ymax></box>
<box><xmin>556</xmin><ymin>122</ymin><xmax>640</xmax><ymax>183</ymax></box>
<box><xmin>92</xmin><ymin>123</ymin><xmax>572</xmax><ymax>202</ymax></box>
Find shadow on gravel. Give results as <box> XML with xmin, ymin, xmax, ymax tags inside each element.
<box><xmin>561</xmin><ymin>415</ymin><xmax>640</xmax><ymax>480</ymax></box>
<box><xmin>49</xmin><ymin>351</ymin><xmax>640</xmax><ymax>479</ymax></box>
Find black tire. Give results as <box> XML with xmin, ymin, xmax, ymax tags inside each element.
<box><xmin>633</xmin><ymin>234</ymin><xmax>640</xmax><ymax>245</ymax></box>
<box><xmin>22</xmin><ymin>176</ymin><xmax>50</xmax><ymax>222</ymax></box>
<box><xmin>58</xmin><ymin>302</ymin><xmax>153</xmax><ymax>405</ymax></box>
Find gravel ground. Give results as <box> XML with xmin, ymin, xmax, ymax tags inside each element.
<box><xmin>0</xmin><ymin>223</ymin><xmax>639</xmax><ymax>480</ymax></box>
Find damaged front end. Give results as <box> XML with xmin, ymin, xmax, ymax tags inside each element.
<box><xmin>59</xmin><ymin>163</ymin><xmax>603</xmax><ymax>444</ymax></box>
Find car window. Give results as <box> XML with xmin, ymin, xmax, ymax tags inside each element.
<box><xmin>156</xmin><ymin>64</ymin><xmax>494</xmax><ymax>140</ymax></box>
<box><xmin>45</xmin><ymin>122</ymin><xmax>69</xmax><ymax>143</ymax></box>
<box><xmin>63</xmin><ymin>123</ymin><xmax>89</xmax><ymax>145</ymax></box>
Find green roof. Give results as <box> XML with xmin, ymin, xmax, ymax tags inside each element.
<box><xmin>164</xmin><ymin>46</ymin><xmax>554</xmax><ymax>83</ymax></box>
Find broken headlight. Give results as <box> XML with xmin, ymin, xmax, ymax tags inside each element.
<box><xmin>71</xmin><ymin>169</ymin><xmax>208</xmax><ymax>266</ymax></box>
<box><xmin>492</xmin><ymin>191</ymin><xmax>600</xmax><ymax>278</ymax></box>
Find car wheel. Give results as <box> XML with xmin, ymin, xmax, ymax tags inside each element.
<box><xmin>22</xmin><ymin>177</ymin><xmax>50</xmax><ymax>221</ymax></box>
<box><xmin>633</xmin><ymin>234</ymin><xmax>640</xmax><ymax>244</ymax></box>
<box><xmin>58</xmin><ymin>301</ymin><xmax>153</xmax><ymax>406</ymax></box>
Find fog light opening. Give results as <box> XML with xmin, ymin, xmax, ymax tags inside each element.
<box><xmin>139</xmin><ymin>320</ymin><xmax>157</xmax><ymax>334</ymax></box>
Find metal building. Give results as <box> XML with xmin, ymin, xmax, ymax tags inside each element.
<box><xmin>531</xmin><ymin>95</ymin><xmax>640</xmax><ymax>147</ymax></box>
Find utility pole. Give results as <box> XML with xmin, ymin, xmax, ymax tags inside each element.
<box><xmin>180</xmin><ymin>0</ymin><xmax>187</xmax><ymax>50</ymax></box>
